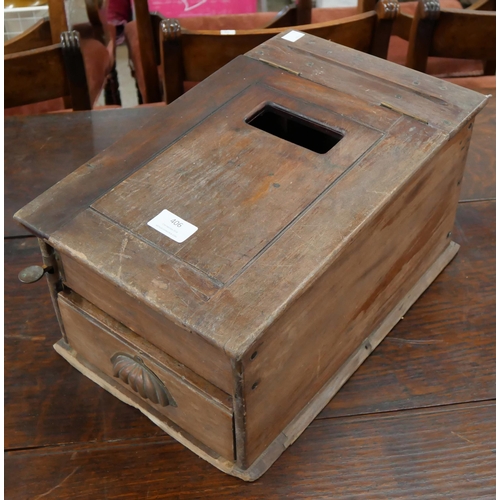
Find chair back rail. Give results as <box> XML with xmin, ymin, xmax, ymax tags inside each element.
<box><xmin>134</xmin><ymin>0</ymin><xmax>163</xmax><ymax>102</ymax></box>
<box><xmin>4</xmin><ymin>0</ymin><xmax>111</xmax><ymax>57</ymax></box>
<box><xmin>358</xmin><ymin>0</ymin><xmax>378</xmax><ymax>12</ymax></box>
<box><xmin>297</xmin><ymin>0</ymin><xmax>313</xmax><ymax>24</ymax></box>
<box><xmin>4</xmin><ymin>0</ymin><xmax>119</xmax><ymax>109</ymax></box>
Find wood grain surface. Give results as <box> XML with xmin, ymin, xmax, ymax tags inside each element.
<box><xmin>321</xmin><ymin>200</ymin><xmax>495</xmax><ymax>418</ymax></box>
<box><xmin>461</xmin><ymin>89</ymin><xmax>496</xmax><ymax>202</ymax></box>
<box><xmin>5</xmin><ymin>108</ymin><xmax>160</xmax><ymax>238</ymax></box>
<box><xmin>4</xmin><ymin>85</ymin><xmax>495</xmax><ymax>497</ymax></box>
<box><xmin>246</xmin><ymin>35</ymin><xmax>488</xmax><ymax>136</ymax></box>
<box><xmin>5</xmin><ymin>86</ymin><xmax>494</xmax><ymax>239</ymax></box>
<box><xmin>5</xmin><ymin>401</ymin><xmax>495</xmax><ymax>499</ymax></box>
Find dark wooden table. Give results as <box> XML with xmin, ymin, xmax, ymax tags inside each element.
<box><xmin>5</xmin><ymin>91</ymin><xmax>495</xmax><ymax>499</ymax></box>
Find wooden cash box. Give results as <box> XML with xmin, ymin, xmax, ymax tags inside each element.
<box><xmin>15</xmin><ymin>32</ymin><xmax>488</xmax><ymax>481</ymax></box>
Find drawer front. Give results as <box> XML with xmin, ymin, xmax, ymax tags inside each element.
<box><xmin>58</xmin><ymin>292</ymin><xmax>234</xmax><ymax>461</ymax></box>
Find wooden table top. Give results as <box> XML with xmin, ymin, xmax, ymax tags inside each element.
<box><xmin>5</xmin><ymin>90</ymin><xmax>495</xmax><ymax>499</ymax></box>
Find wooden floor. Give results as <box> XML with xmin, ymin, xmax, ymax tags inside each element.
<box><xmin>4</xmin><ymin>85</ymin><xmax>495</xmax><ymax>499</ymax></box>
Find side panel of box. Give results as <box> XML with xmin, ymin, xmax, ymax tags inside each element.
<box><xmin>240</xmin><ymin>122</ymin><xmax>473</xmax><ymax>466</ymax></box>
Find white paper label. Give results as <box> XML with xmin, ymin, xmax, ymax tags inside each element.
<box><xmin>220</xmin><ymin>29</ymin><xmax>236</xmax><ymax>35</ymax></box>
<box><xmin>282</xmin><ymin>30</ymin><xmax>305</xmax><ymax>42</ymax></box>
<box><xmin>147</xmin><ymin>209</ymin><xmax>198</xmax><ymax>243</ymax></box>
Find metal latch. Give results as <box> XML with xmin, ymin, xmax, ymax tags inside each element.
<box><xmin>18</xmin><ymin>265</ymin><xmax>54</xmax><ymax>284</ymax></box>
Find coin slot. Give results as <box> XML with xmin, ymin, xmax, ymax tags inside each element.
<box><xmin>246</xmin><ymin>104</ymin><xmax>343</xmax><ymax>154</ymax></box>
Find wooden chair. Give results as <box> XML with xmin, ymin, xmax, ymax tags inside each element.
<box><xmin>159</xmin><ymin>1</ymin><xmax>399</xmax><ymax>105</ymax></box>
<box><xmin>4</xmin><ymin>0</ymin><xmax>120</xmax><ymax>107</ymax></box>
<box><xmin>5</xmin><ymin>30</ymin><xmax>92</xmax><ymax>112</ymax></box>
<box><xmin>126</xmin><ymin>0</ymin><xmax>398</xmax><ymax>104</ymax></box>
<box><xmin>404</xmin><ymin>0</ymin><xmax>495</xmax><ymax>74</ymax></box>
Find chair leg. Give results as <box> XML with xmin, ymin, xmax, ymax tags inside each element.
<box><xmin>104</xmin><ymin>63</ymin><xmax>122</xmax><ymax>106</ymax></box>
<box><xmin>136</xmin><ymin>80</ymin><xmax>143</xmax><ymax>105</ymax></box>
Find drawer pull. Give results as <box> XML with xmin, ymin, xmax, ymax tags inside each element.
<box><xmin>111</xmin><ymin>353</ymin><xmax>177</xmax><ymax>407</ymax></box>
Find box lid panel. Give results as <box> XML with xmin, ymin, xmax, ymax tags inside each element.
<box><xmin>259</xmin><ymin>71</ymin><xmax>400</xmax><ymax>132</ymax></box>
<box><xmin>246</xmin><ymin>33</ymin><xmax>488</xmax><ymax>136</ymax></box>
<box><xmin>91</xmin><ymin>84</ymin><xmax>382</xmax><ymax>283</ymax></box>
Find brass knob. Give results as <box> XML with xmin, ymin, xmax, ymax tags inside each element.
<box><xmin>18</xmin><ymin>265</ymin><xmax>52</xmax><ymax>284</ymax></box>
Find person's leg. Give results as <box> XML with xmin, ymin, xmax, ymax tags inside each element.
<box><xmin>106</xmin><ymin>0</ymin><xmax>133</xmax><ymax>44</ymax></box>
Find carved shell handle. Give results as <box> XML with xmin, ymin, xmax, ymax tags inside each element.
<box><xmin>111</xmin><ymin>353</ymin><xmax>177</xmax><ymax>407</ymax></box>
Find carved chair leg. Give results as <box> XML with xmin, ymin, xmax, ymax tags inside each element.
<box><xmin>104</xmin><ymin>63</ymin><xmax>122</xmax><ymax>106</ymax></box>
